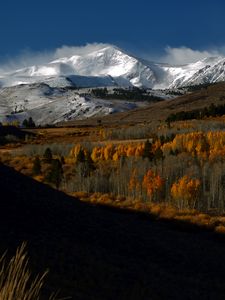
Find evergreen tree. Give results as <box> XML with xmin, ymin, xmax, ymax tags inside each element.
<box><xmin>97</xmin><ymin>119</ymin><xmax>102</xmax><ymax>126</ymax></box>
<box><xmin>43</xmin><ymin>148</ymin><xmax>53</xmax><ymax>163</ymax></box>
<box><xmin>22</xmin><ymin>117</ymin><xmax>35</xmax><ymax>128</ymax></box>
<box><xmin>142</xmin><ymin>140</ymin><xmax>154</xmax><ymax>161</ymax></box>
<box><xmin>76</xmin><ymin>150</ymin><xmax>95</xmax><ymax>177</ymax></box>
<box><xmin>28</xmin><ymin>117</ymin><xmax>35</xmax><ymax>128</ymax></box>
<box><xmin>154</xmin><ymin>147</ymin><xmax>164</xmax><ymax>162</ymax></box>
<box><xmin>22</xmin><ymin>119</ymin><xmax>29</xmax><ymax>128</ymax></box>
<box><xmin>76</xmin><ymin>149</ymin><xmax>86</xmax><ymax>163</ymax></box>
<box><xmin>32</xmin><ymin>156</ymin><xmax>41</xmax><ymax>175</ymax></box>
<box><xmin>82</xmin><ymin>151</ymin><xmax>95</xmax><ymax>177</ymax></box>
<box><xmin>60</xmin><ymin>155</ymin><xmax>65</xmax><ymax>165</ymax></box>
<box><xmin>45</xmin><ymin>159</ymin><xmax>63</xmax><ymax>189</ymax></box>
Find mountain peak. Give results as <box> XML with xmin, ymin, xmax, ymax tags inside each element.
<box><xmin>1</xmin><ymin>44</ymin><xmax>225</xmax><ymax>89</ymax></box>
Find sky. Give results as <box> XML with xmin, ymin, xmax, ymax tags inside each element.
<box><xmin>1</xmin><ymin>0</ymin><xmax>225</xmax><ymax>66</ymax></box>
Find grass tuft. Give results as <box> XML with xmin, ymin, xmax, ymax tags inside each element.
<box><xmin>0</xmin><ymin>243</ymin><xmax>66</xmax><ymax>300</ymax></box>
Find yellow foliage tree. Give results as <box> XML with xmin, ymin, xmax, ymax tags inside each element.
<box><xmin>126</xmin><ymin>145</ymin><xmax>136</xmax><ymax>157</ymax></box>
<box><xmin>91</xmin><ymin>147</ymin><xmax>103</xmax><ymax>162</ymax></box>
<box><xmin>171</xmin><ymin>176</ymin><xmax>201</xmax><ymax>210</ymax></box>
<box><xmin>134</xmin><ymin>144</ymin><xmax>144</xmax><ymax>156</ymax></box>
<box><xmin>70</xmin><ymin>144</ymin><xmax>82</xmax><ymax>159</ymax></box>
<box><xmin>128</xmin><ymin>169</ymin><xmax>141</xmax><ymax>198</ymax></box>
<box><xmin>103</xmin><ymin>144</ymin><xmax>115</xmax><ymax>160</ymax></box>
<box><xmin>163</xmin><ymin>131</ymin><xmax>225</xmax><ymax>160</ymax></box>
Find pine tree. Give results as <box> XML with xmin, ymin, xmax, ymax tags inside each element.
<box><xmin>32</xmin><ymin>156</ymin><xmax>41</xmax><ymax>175</ymax></box>
<box><xmin>76</xmin><ymin>150</ymin><xmax>95</xmax><ymax>177</ymax></box>
<box><xmin>28</xmin><ymin>117</ymin><xmax>35</xmax><ymax>128</ymax></box>
<box><xmin>84</xmin><ymin>151</ymin><xmax>95</xmax><ymax>176</ymax></box>
<box><xmin>45</xmin><ymin>159</ymin><xmax>63</xmax><ymax>189</ymax></box>
<box><xmin>22</xmin><ymin>119</ymin><xmax>29</xmax><ymax>128</ymax></box>
<box><xmin>154</xmin><ymin>147</ymin><xmax>164</xmax><ymax>162</ymax></box>
<box><xmin>22</xmin><ymin>117</ymin><xmax>35</xmax><ymax>128</ymax></box>
<box><xmin>43</xmin><ymin>148</ymin><xmax>53</xmax><ymax>163</ymax></box>
<box><xmin>60</xmin><ymin>155</ymin><xmax>65</xmax><ymax>165</ymax></box>
<box><xmin>142</xmin><ymin>139</ymin><xmax>154</xmax><ymax>161</ymax></box>
<box><xmin>76</xmin><ymin>149</ymin><xmax>86</xmax><ymax>163</ymax></box>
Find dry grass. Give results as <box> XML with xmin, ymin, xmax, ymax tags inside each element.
<box><xmin>0</xmin><ymin>243</ymin><xmax>60</xmax><ymax>300</ymax></box>
<box><xmin>215</xmin><ymin>225</ymin><xmax>225</xmax><ymax>234</ymax></box>
<box><xmin>67</xmin><ymin>192</ymin><xmax>225</xmax><ymax>236</ymax></box>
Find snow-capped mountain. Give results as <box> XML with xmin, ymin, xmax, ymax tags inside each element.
<box><xmin>1</xmin><ymin>44</ymin><xmax>225</xmax><ymax>89</ymax></box>
<box><xmin>1</xmin><ymin>44</ymin><xmax>225</xmax><ymax>124</ymax></box>
<box><xmin>158</xmin><ymin>56</ymin><xmax>225</xmax><ymax>88</ymax></box>
<box><xmin>0</xmin><ymin>45</ymin><xmax>157</xmax><ymax>89</ymax></box>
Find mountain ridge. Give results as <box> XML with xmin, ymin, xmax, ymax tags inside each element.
<box><xmin>1</xmin><ymin>44</ymin><xmax>225</xmax><ymax>89</ymax></box>
<box><xmin>1</xmin><ymin>44</ymin><xmax>225</xmax><ymax>124</ymax></box>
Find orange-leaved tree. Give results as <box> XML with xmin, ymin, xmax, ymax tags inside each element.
<box><xmin>128</xmin><ymin>169</ymin><xmax>141</xmax><ymax>198</ymax></box>
<box><xmin>171</xmin><ymin>175</ymin><xmax>201</xmax><ymax>210</ymax></box>
<box><xmin>142</xmin><ymin>169</ymin><xmax>164</xmax><ymax>202</ymax></box>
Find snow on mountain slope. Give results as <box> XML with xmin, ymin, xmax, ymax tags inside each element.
<box><xmin>0</xmin><ymin>83</ymin><xmax>146</xmax><ymax>125</ymax></box>
<box><xmin>1</xmin><ymin>44</ymin><xmax>225</xmax><ymax>90</ymax></box>
<box><xmin>0</xmin><ymin>45</ymin><xmax>158</xmax><ymax>89</ymax></box>
<box><xmin>1</xmin><ymin>44</ymin><xmax>225</xmax><ymax>124</ymax></box>
<box><xmin>176</xmin><ymin>57</ymin><xmax>225</xmax><ymax>87</ymax></box>
<box><xmin>161</xmin><ymin>57</ymin><xmax>224</xmax><ymax>88</ymax></box>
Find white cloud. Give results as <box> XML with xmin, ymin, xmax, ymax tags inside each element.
<box><xmin>53</xmin><ymin>43</ymin><xmax>110</xmax><ymax>58</ymax></box>
<box><xmin>0</xmin><ymin>49</ymin><xmax>52</xmax><ymax>73</ymax></box>
<box><xmin>1</xmin><ymin>43</ymin><xmax>225</xmax><ymax>73</ymax></box>
<box><xmin>160</xmin><ymin>46</ymin><xmax>222</xmax><ymax>65</ymax></box>
<box><xmin>0</xmin><ymin>43</ymin><xmax>110</xmax><ymax>73</ymax></box>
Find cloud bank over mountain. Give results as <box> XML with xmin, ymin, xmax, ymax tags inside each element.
<box><xmin>0</xmin><ymin>43</ymin><xmax>111</xmax><ymax>73</ymax></box>
<box><xmin>1</xmin><ymin>43</ymin><xmax>225</xmax><ymax>91</ymax></box>
<box><xmin>1</xmin><ymin>43</ymin><xmax>225</xmax><ymax>73</ymax></box>
<box><xmin>160</xmin><ymin>46</ymin><xmax>222</xmax><ymax>65</ymax></box>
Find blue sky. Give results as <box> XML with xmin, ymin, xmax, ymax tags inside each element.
<box><xmin>1</xmin><ymin>0</ymin><xmax>225</xmax><ymax>64</ymax></box>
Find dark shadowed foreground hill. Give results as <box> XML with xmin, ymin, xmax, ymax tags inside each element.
<box><xmin>1</xmin><ymin>163</ymin><xmax>225</xmax><ymax>299</ymax></box>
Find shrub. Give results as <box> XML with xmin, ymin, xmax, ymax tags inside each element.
<box><xmin>0</xmin><ymin>243</ymin><xmax>57</xmax><ymax>300</ymax></box>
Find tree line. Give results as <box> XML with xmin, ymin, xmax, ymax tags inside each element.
<box><xmin>166</xmin><ymin>103</ymin><xmax>225</xmax><ymax>123</ymax></box>
<box><xmin>27</xmin><ymin>131</ymin><xmax>225</xmax><ymax>213</ymax></box>
<box><xmin>91</xmin><ymin>87</ymin><xmax>162</xmax><ymax>102</ymax></box>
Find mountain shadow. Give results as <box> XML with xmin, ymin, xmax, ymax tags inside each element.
<box><xmin>1</xmin><ymin>163</ymin><xmax>225</xmax><ymax>299</ymax></box>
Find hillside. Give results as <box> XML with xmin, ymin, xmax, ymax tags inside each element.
<box><xmin>0</xmin><ymin>83</ymin><xmax>150</xmax><ymax>125</ymax></box>
<box><xmin>59</xmin><ymin>82</ymin><xmax>225</xmax><ymax>126</ymax></box>
<box><xmin>1</xmin><ymin>163</ymin><xmax>225</xmax><ymax>299</ymax></box>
